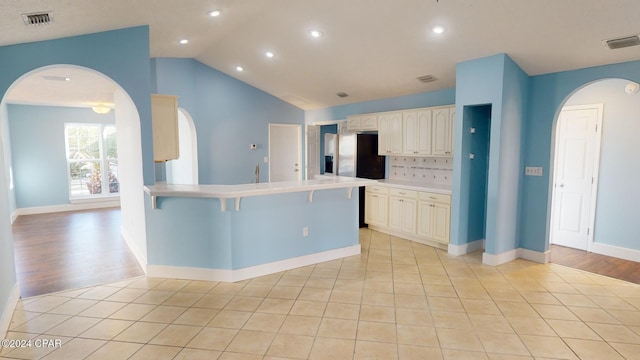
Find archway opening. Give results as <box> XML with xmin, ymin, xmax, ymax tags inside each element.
<box><xmin>1</xmin><ymin>65</ymin><xmax>147</xmax><ymax>296</ymax></box>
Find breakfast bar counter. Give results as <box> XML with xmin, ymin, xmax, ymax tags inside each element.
<box><xmin>143</xmin><ymin>176</ymin><xmax>376</xmax><ymax>282</ymax></box>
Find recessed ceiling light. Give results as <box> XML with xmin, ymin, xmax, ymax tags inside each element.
<box><xmin>265</xmin><ymin>51</ymin><xmax>275</xmax><ymax>58</ymax></box>
<box><xmin>431</xmin><ymin>25</ymin><xmax>446</xmax><ymax>34</ymax></box>
<box><xmin>208</xmin><ymin>9</ymin><xmax>222</xmax><ymax>17</ymax></box>
<box><xmin>179</xmin><ymin>39</ymin><xmax>189</xmax><ymax>44</ymax></box>
<box><xmin>236</xmin><ymin>66</ymin><xmax>244</xmax><ymax>72</ymax></box>
<box><xmin>310</xmin><ymin>30</ymin><xmax>323</xmax><ymax>38</ymax></box>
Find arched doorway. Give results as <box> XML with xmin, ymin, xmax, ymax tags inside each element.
<box><xmin>166</xmin><ymin>108</ymin><xmax>199</xmax><ymax>185</ymax></box>
<box><xmin>1</xmin><ymin>65</ymin><xmax>147</xmax><ymax>296</ymax></box>
<box><xmin>548</xmin><ymin>78</ymin><xmax>640</xmax><ymax>264</ymax></box>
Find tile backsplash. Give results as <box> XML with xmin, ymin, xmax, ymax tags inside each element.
<box><xmin>389</xmin><ymin>156</ymin><xmax>453</xmax><ymax>186</ymax></box>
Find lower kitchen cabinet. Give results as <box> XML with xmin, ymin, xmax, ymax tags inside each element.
<box><xmin>366</xmin><ymin>185</ymin><xmax>451</xmax><ymax>249</ymax></box>
<box><xmin>417</xmin><ymin>195</ymin><xmax>451</xmax><ymax>245</ymax></box>
<box><xmin>365</xmin><ymin>186</ymin><xmax>388</xmax><ymax>227</ymax></box>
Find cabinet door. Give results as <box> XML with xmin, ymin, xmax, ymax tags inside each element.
<box><xmin>366</xmin><ymin>192</ymin><xmax>388</xmax><ymax>227</ymax></box>
<box><xmin>151</xmin><ymin>94</ymin><xmax>179</xmax><ymax>162</ymax></box>
<box><xmin>432</xmin><ymin>203</ymin><xmax>451</xmax><ymax>244</ymax></box>
<box><xmin>365</xmin><ymin>191</ymin><xmax>375</xmax><ymax>225</ymax></box>
<box><xmin>433</xmin><ymin>107</ymin><xmax>453</xmax><ymax>156</ymax></box>
<box><xmin>403</xmin><ymin>111</ymin><xmax>418</xmax><ymax>155</ymax></box>
<box><xmin>347</xmin><ymin>116</ymin><xmax>361</xmax><ymax>132</ymax></box>
<box><xmin>401</xmin><ymin>198</ymin><xmax>417</xmax><ymax>234</ymax></box>
<box><xmin>388</xmin><ymin>196</ymin><xmax>404</xmax><ymax>231</ymax></box>
<box><xmin>389</xmin><ymin>113</ymin><xmax>403</xmax><ymax>154</ymax></box>
<box><xmin>417</xmin><ymin>200</ymin><xmax>435</xmax><ymax>238</ymax></box>
<box><xmin>377</xmin><ymin>194</ymin><xmax>388</xmax><ymax>226</ymax></box>
<box><xmin>416</xmin><ymin>110</ymin><xmax>433</xmax><ymax>155</ymax></box>
<box><xmin>361</xmin><ymin>115</ymin><xmax>378</xmax><ymax>130</ymax></box>
<box><xmin>377</xmin><ymin>115</ymin><xmax>390</xmax><ymax>155</ymax></box>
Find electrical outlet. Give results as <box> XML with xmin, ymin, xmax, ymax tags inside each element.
<box><xmin>302</xmin><ymin>227</ymin><xmax>309</xmax><ymax>237</ymax></box>
<box><xmin>525</xmin><ymin>167</ymin><xmax>543</xmax><ymax>176</ymax></box>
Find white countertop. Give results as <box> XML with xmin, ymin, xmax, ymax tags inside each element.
<box><xmin>145</xmin><ymin>176</ymin><xmax>378</xmax><ymax>199</ymax></box>
<box><xmin>375</xmin><ymin>179</ymin><xmax>452</xmax><ymax>195</ymax></box>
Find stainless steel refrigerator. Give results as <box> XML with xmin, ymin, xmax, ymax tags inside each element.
<box><xmin>338</xmin><ymin>133</ymin><xmax>386</xmax><ymax>227</ymax></box>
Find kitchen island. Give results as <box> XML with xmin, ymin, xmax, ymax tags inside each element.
<box><xmin>143</xmin><ymin>176</ymin><xmax>376</xmax><ymax>282</ymax></box>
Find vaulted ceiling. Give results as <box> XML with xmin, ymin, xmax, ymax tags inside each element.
<box><xmin>2</xmin><ymin>0</ymin><xmax>639</xmax><ymax>109</ymax></box>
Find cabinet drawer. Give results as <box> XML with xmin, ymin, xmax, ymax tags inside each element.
<box><xmin>366</xmin><ymin>185</ymin><xmax>388</xmax><ymax>195</ymax></box>
<box><xmin>418</xmin><ymin>192</ymin><xmax>450</xmax><ymax>204</ymax></box>
<box><xmin>389</xmin><ymin>188</ymin><xmax>417</xmax><ymax>199</ymax></box>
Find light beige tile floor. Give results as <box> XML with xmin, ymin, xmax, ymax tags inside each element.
<box><xmin>3</xmin><ymin>229</ymin><xmax>640</xmax><ymax>359</ymax></box>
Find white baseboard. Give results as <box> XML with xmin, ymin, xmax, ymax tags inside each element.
<box><xmin>0</xmin><ymin>284</ymin><xmax>20</xmax><ymax>337</ymax></box>
<box><xmin>10</xmin><ymin>210</ymin><xmax>17</xmax><ymax>224</ymax></box>
<box><xmin>148</xmin><ymin>245</ymin><xmax>361</xmax><ymax>282</ymax></box>
<box><xmin>482</xmin><ymin>249</ymin><xmax>518</xmax><ymax>266</ymax></box>
<box><xmin>448</xmin><ymin>239</ymin><xmax>485</xmax><ymax>256</ymax></box>
<box><xmin>518</xmin><ymin>248</ymin><xmax>551</xmax><ymax>264</ymax></box>
<box><xmin>590</xmin><ymin>242</ymin><xmax>640</xmax><ymax>263</ymax></box>
<box><xmin>14</xmin><ymin>201</ymin><xmax>120</xmax><ymax>217</ymax></box>
<box><xmin>121</xmin><ymin>226</ymin><xmax>147</xmax><ymax>273</ymax></box>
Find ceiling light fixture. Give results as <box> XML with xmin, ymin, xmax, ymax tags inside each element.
<box><xmin>208</xmin><ymin>9</ymin><xmax>222</xmax><ymax>17</ymax></box>
<box><xmin>431</xmin><ymin>25</ymin><xmax>446</xmax><ymax>34</ymax></box>
<box><xmin>179</xmin><ymin>39</ymin><xmax>189</xmax><ymax>44</ymax></box>
<box><xmin>310</xmin><ymin>30</ymin><xmax>323</xmax><ymax>38</ymax></box>
<box><xmin>91</xmin><ymin>105</ymin><xmax>112</xmax><ymax>114</ymax></box>
<box><xmin>625</xmin><ymin>82</ymin><xmax>639</xmax><ymax>94</ymax></box>
<box><xmin>43</xmin><ymin>75</ymin><xmax>71</xmax><ymax>82</ymax></box>
<box><xmin>265</xmin><ymin>51</ymin><xmax>275</xmax><ymax>58</ymax></box>
<box><xmin>236</xmin><ymin>66</ymin><xmax>244</xmax><ymax>72</ymax></box>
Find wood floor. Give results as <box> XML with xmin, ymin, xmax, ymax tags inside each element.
<box><xmin>10</xmin><ymin>208</ymin><xmax>640</xmax><ymax>298</ymax></box>
<box><xmin>550</xmin><ymin>244</ymin><xmax>640</xmax><ymax>284</ymax></box>
<box><xmin>11</xmin><ymin>208</ymin><xmax>144</xmax><ymax>298</ymax></box>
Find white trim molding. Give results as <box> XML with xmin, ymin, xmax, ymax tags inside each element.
<box><xmin>518</xmin><ymin>248</ymin><xmax>551</xmax><ymax>264</ymax></box>
<box><xmin>482</xmin><ymin>249</ymin><xmax>518</xmax><ymax>266</ymax></box>
<box><xmin>590</xmin><ymin>242</ymin><xmax>640</xmax><ymax>263</ymax></box>
<box><xmin>14</xmin><ymin>201</ymin><xmax>120</xmax><ymax>217</ymax></box>
<box><xmin>148</xmin><ymin>245</ymin><xmax>361</xmax><ymax>282</ymax></box>
<box><xmin>0</xmin><ymin>284</ymin><xmax>20</xmax><ymax>337</ymax></box>
<box><xmin>448</xmin><ymin>239</ymin><xmax>485</xmax><ymax>256</ymax></box>
<box><xmin>121</xmin><ymin>226</ymin><xmax>147</xmax><ymax>272</ymax></box>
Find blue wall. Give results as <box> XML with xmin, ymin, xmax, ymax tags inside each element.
<box><xmin>8</xmin><ymin>105</ymin><xmax>115</xmax><ymax>208</ymax></box>
<box><xmin>151</xmin><ymin>58</ymin><xmax>306</xmax><ymax>185</ymax></box>
<box><xmin>452</xmin><ymin>54</ymin><xmax>528</xmax><ymax>256</ymax></box>
<box><xmin>520</xmin><ymin>60</ymin><xmax>640</xmax><ymax>253</ymax></box>
<box><xmin>146</xmin><ymin>189</ymin><xmax>359</xmax><ymax>269</ymax></box>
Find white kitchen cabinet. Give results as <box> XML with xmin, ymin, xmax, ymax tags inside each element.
<box><xmin>378</xmin><ymin>112</ymin><xmax>403</xmax><ymax>155</ymax></box>
<box><xmin>151</xmin><ymin>94</ymin><xmax>179</xmax><ymax>162</ymax></box>
<box><xmin>347</xmin><ymin>114</ymin><xmax>378</xmax><ymax>132</ymax></box>
<box><xmin>432</xmin><ymin>106</ymin><xmax>455</xmax><ymax>156</ymax></box>
<box><xmin>365</xmin><ymin>186</ymin><xmax>388</xmax><ymax>227</ymax></box>
<box><xmin>388</xmin><ymin>189</ymin><xmax>417</xmax><ymax>234</ymax></box>
<box><xmin>417</xmin><ymin>192</ymin><xmax>451</xmax><ymax>245</ymax></box>
<box><xmin>403</xmin><ymin>109</ymin><xmax>432</xmax><ymax>156</ymax></box>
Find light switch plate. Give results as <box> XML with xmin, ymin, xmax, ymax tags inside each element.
<box><xmin>525</xmin><ymin>167</ymin><xmax>543</xmax><ymax>176</ymax></box>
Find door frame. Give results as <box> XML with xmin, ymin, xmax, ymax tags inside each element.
<box><xmin>549</xmin><ymin>103</ymin><xmax>603</xmax><ymax>251</ymax></box>
<box><xmin>268</xmin><ymin>123</ymin><xmax>302</xmax><ymax>182</ymax></box>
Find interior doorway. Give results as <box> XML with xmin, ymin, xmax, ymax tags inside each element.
<box><xmin>549</xmin><ymin>104</ymin><xmax>603</xmax><ymax>251</ymax></box>
<box><xmin>1</xmin><ymin>65</ymin><xmax>146</xmax><ymax>297</ymax></box>
<box><xmin>166</xmin><ymin>108</ymin><xmax>199</xmax><ymax>185</ymax></box>
<box><xmin>269</xmin><ymin>123</ymin><xmax>302</xmax><ymax>182</ymax></box>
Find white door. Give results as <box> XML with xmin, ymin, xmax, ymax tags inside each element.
<box><xmin>306</xmin><ymin>125</ymin><xmax>320</xmax><ymax>179</ymax></box>
<box><xmin>550</xmin><ymin>104</ymin><xmax>603</xmax><ymax>250</ymax></box>
<box><xmin>269</xmin><ymin>124</ymin><xmax>302</xmax><ymax>182</ymax></box>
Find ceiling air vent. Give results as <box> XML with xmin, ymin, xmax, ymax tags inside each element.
<box><xmin>22</xmin><ymin>12</ymin><xmax>53</xmax><ymax>26</ymax></box>
<box><xmin>417</xmin><ymin>74</ymin><xmax>437</xmax><ymax>83</ymax></box>
<box><xmin>336</xmin><ymin>92</ymin><xmax>349</xmax><ymax>98</ymax></box>
<box><xmin>604</xmin><ymin>35</ymin><xmax>640</xmax><ymax>50</ymax></box>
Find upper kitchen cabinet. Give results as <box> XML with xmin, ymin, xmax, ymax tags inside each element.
<box><xmin>403</xmin><ymin>109</ymin><xmax>432</xmax><ymax>156</ymax></box>
<box><xmin>151</xmin><ymin>94</ymin><xmax>179</xmax><ymax>162</ymax></box>
<box><xmin>347</xmin><ymin>114</ymin><xmax>378</xmax><ymax>132</ymax></box>
<box><xmin>378</xmin><ymin>112</ymin><xmax>403</xmax><ymax>155</ymax></box>
<box><xmin>432</xmin><ymin>106</ymin><xmax>455</xmax><ymax>156</ymax></box>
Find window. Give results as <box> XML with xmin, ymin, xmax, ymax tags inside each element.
<box><xmin>64</xmin><ymin>124</ymin><xmax>119</xmax><ymax>199</ymax></box>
